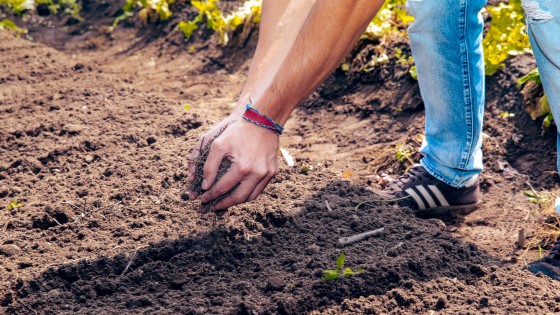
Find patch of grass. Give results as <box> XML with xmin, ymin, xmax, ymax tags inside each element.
<box><xmin>519</xmin><ymin>188</ymin><xmax>560</xmax><ymax>260</ymax></box>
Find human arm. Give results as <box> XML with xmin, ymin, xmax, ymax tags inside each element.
<box><xmin>190</xmin><ymin>0</ymin><xmax>386</xmax><ymax>212</ymax></box>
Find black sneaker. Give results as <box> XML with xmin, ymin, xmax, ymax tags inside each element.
<box><xmin>369</xmin><ymin>165</ymin><xmax>480</xmax><ymax>216</ymax></box>
<box><xmin>527</xmin><ymin>238</ymin><xmax>560</xmax><ymax>281</ymax></box>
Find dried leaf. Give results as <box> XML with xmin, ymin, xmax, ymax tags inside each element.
<box><xmin>341</xmin><ymin>170</ymin><xmax>352</xmax><ymax>178</ymax></box>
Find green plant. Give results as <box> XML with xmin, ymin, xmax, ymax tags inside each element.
<box><xmin>483</xmin><ymin>0</ymin><xmax>531</xmax><ymax>76</ymax></box>
<box><xmin>517</xmin><ymin>67</ymin><xmax>553</xmax><ymax>128</ymax></box>
<box><xmin>0</xmin><ymin>19</ymin><xmax>26</xmax><ymax>35</ymax></box>
<box><xmin>7</xmin><ymin>199</ymin><xmax>22</xmax><ymax>210</ymax></box>
<box><xmin>524</xmin><ymin>189</ymin><xmax>549</xmax><ymax>205</ymax></box>
<box><xmin>179</xmin><ymin>0</ymin><xmax>261</xmax><ymax>45</ymax></box>
<box><xmin>112</xmin><ymin>0</ymin><xmax>174</xmax><ymax>29</ymax></box>
<box><xmin>499</xmin><ymin>111</ymin><xmax>515</xmax><ymax>119</ymax></box>
<box><xmin>0</xmin><ymin>0</ymin><xmax>81</xmax><ymax>17</ymax></box>
<box><xmin>322</xmin><ymin>251</ymin><xmax>364</xmax><ymax>282</ymax></box>
<box><xmin>395</xmin><ymin>144</ymin><xmax>414</xmax><ymax>164</ymax></box>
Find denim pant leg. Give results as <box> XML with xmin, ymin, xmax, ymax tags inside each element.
<box><xmin>522</xmin><ymin>0</ymin><xmax>560</xmax><ymax>214</ymax></box>
<box><xmin>407</xmin><ymin>0</ymin><xmax>487</xmax><ymax>188</ymax></box>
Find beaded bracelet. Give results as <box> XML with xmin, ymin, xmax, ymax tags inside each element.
<box><xmin>242</xmin><ymin>99</ymin><xmax>284</xmax><ymax>135</ymax></box>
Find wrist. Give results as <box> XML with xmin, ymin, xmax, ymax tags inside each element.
<box><xmin>242</xmin><ymin>99</ymin><xmax>284</xmax><ymax>136</ymax></box>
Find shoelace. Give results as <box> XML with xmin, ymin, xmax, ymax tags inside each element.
<box><xmin>386</xmin><ymin>166</ymin><xmax>428</xmax><ymax>193</ymax></box>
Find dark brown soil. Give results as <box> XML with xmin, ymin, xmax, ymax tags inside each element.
<box><xmin>2</xmin><ymin>2</ymin><xmax>560</xmax><ymax>313</ymax></box>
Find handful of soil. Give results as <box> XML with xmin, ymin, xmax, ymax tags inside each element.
<box><xmin>188</xmin><ymin>127</ymin><xmax>239</xmax><ymax>213</ymax></box>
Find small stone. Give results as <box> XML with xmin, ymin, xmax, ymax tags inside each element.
<box><xmin>0</xmin><ymin>244</ymin><xmax>22</xmax><ymax>257</ymax></box>
<box><xmin>306</xmin><ymin>244</ymin><xmax>321</xmax><ymax>254</ymax></box>
<box><xmin>428</xmin><ymin>218</ymin><xmax>446</xmax><ymax>231</ymax></box>
<box><xmin>84</xmin><ymin>155</ymin><xmax>94</xmax><ymax>163</ymax></box>
<box><xmin>47</xmin><ymin>289</ymin><xmax>62</xmax><ymax>298</ymax></box>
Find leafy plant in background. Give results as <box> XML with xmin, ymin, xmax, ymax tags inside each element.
<box><xmin>179</xmin><ymin>0</ymin><xmax>261</xmax><ymax>45</ymax></box>
<box><xmin>482</xmin><ymin>0</ymin><xmax>531</xmax><ymax>76</ymax></box>
<box><xmin>0</xmin><ymin>18</ymin><xmax>26</xmax><ymax>35</ymax></box>
<box><xmin>322</xmin><ymin>251</ymin><xmax>364</xmax><ymax>282</ymax></box>
<box><xmin>0</xmin><ymin>0</ymin><xmax>80</xmax><ymax>16</ymax></box>
<box><xmin>112</xmin><ymin>0</ymin><xmax>174</xmax><ymax>29</ymax></box>
<box><xmin>517</xmin><ymin>67</ymin><xmax>553</xmax><ymax>128</ymax></box>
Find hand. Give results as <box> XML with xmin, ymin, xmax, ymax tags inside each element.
<box><xmin>188</xmin><ymin>119</ymin><xmax>279</xmax><ymax>213</ymax></box>
<box><xmin>187</xmin><ymin>113</ymin><xmax>238</xmax><ymax>200</ymax></box>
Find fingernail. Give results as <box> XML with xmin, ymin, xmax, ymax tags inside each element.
<box><xmin>201</xmin><ymin>179</ymin><xmax>208</xmax><ymax>190</ymax></box>
<box><xmin>188</xmin><ymin>192</ymin><xmax>196</xmax><ymax>200</ymax></box>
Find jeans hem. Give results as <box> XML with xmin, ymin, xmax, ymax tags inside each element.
<box><xmin>420</xmin><ymin>158</ymin><xmax>461</xmax><ymax>188</ymax></box>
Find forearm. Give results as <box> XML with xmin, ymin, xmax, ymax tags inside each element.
<box><xmin>232</xmin><ymin>0</ymin><xmax>316</xmax><ymax>117</ymax></box>
<box><xmin>253</xmin><ymin>0</ymin><xmax>385</xmax><ymax>125</ymax></box>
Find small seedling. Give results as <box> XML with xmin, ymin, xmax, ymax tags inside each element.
<box><xmin>499</xmin><ymin>112</ymin><xmax>515</xmax><ymax>119</ymax></box>
<box><xmin>538</xmin><ymin>245</ymin><xmax>544</xmax><ymax>259</ymax></box>
<box><xmin>322</xmin><ymin>251</ymin><xmax>364</xmax><ymax>282</ymax></box>
<box><xmin>300</xmin><ymin>165</ymin><xmax>313</xmax><ymax>175</ymax></box>
<box><xmin>395</xmin><ymin>144</ymin><xmax>414</xmax><ymax>165</ymax></box>
<box><xmin>7</xmin><ymin>199</ymin><xmax>22</xmax><ymax>210</ymax></box>
<box><xmin>523</xmin><ymin>190</ymin><xmax>549</xmax><ymax>205</ymax></box>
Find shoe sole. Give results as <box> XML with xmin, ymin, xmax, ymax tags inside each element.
<box><xmin>528</xmin><ymin>262</ymin><xmax>560</xmax><ymax>281</ymax></box>
<box><xmin>414</xmin><ymin>202</ymin><xmax>479</xmax><ymax>217</ymax></box>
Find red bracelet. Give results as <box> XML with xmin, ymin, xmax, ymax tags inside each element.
<box><xmin>242</xmin><ymin>101</ymin><xmax>284</xmax><ymax>135</ymax></box>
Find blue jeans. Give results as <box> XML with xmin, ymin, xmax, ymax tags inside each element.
<box><xmin>522</xmin><ymin>0</ymin><xmax>560</xmax><ymax>214</ymax></box>
<box><xmin>406</xmin><ymin>0</ymin><xmax>487</xmax><ymax>188</ymax></box>
<box><xmin>407</xmin><ymin>0</ymin><xmax>560</xmax><ymax>191</ymax></box>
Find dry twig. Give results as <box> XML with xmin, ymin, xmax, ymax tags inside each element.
<box><xmin>338</xmin><ymin>227</ymin><xmax>385</xmax><ymax>246</ymax></box>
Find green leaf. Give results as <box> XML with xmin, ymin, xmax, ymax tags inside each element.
<box><xmin>517</xmin><ymin>67</ymin><xmax>541</xmax><ymax>87</ymax></box>
<box><xmin>178</xmin><ymin>21</ymin><xmax>199</xmax><ymax>39</ymax></box>
<box><xmin>523</xmin><ymin>190</ymin><xmax>536</xmax><ymax>198</ymax></box>
<box><xmin>543</xmin><ymin>113</ymin><xmax>554</xmax><ymax>129</ymax></box>
<box><xmin>409</xmin><ymin>65</ymin><xmax>417</xmax><ymax>80</ymax></box>
<box><xmin>322</xmin><ymin>270</ymin><xmax>340</xmax><ymax>282</ymax></box>
<box><xmin>540</xmin><ymin>94</ymin><xmax>551</xmax><ymax>116</ymax></box>
<box><xmin>336</xmin><ymin>251</ymin><xmax>345</xmax><ymax>270</ymax></box>
<box><xmin>342</xmin><ymin>267</ymin><xmax>354</xmax><ymax>277</ymax></box>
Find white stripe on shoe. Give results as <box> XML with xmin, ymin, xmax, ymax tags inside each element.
<box><xmin>405</xmin><ymin>188</ymin><xmax>426</xmax><ymax>210</ymax></box>
<box><xmin>416</xmin><ymin>185</ymin><xmax>437</xmax><ymax>208</ymax></box>
<box><xmin>428</xmin><ymin>185</ymin><xmax>450</xmax><ymax>207</ymax></box>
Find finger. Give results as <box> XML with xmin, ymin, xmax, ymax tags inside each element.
<box><xmin>200</xmin><ymin>165</ymin><xmax>245</xmax><ymax>203</ymax></box>
<box><xmin>247</xmin><ymin>174</ymin><xmax>273</xmax><ymax>202</ymax></box>
<box><xmin>198</xmin><ymin>202</ymin><xmax>211</xmax><ymax>214</ymax></box>
<box><xmin>211</xmin><ymin>178</ymin><xmax>260</xmax><ymax>211</ymax></box>
<box><xmin>202</xmin><ymin>139</ymin><xmax>228</xmax><ymax>190</ymax></box>
<box><xmin>187</xmin><ymin>137</ymin><xmax>204</xmax><ymax>182</ymax></box>
<box><xmin>188</xmin><ymin>191</ymin><xmax>198</xmax><ymax>200</ymax></box>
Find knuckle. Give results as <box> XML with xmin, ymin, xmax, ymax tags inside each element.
<box><xmin>268</xmin><ymin>169</ymin><xmax>277</xmax><ymax>178</ymax></box>
<box><xmin>255</xmin><ymin>168</ymin><xmax>268</xmax><ymax>178</ymax></box>
<box><xmin>211</xmin><ymin>139</ymin><xmax>225</xmax><ymax>151</ymax></box>
<box><xmin>237</xmin><ymin>163</ymin><xmax>252</xmax><ymax>175</ymax></box>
